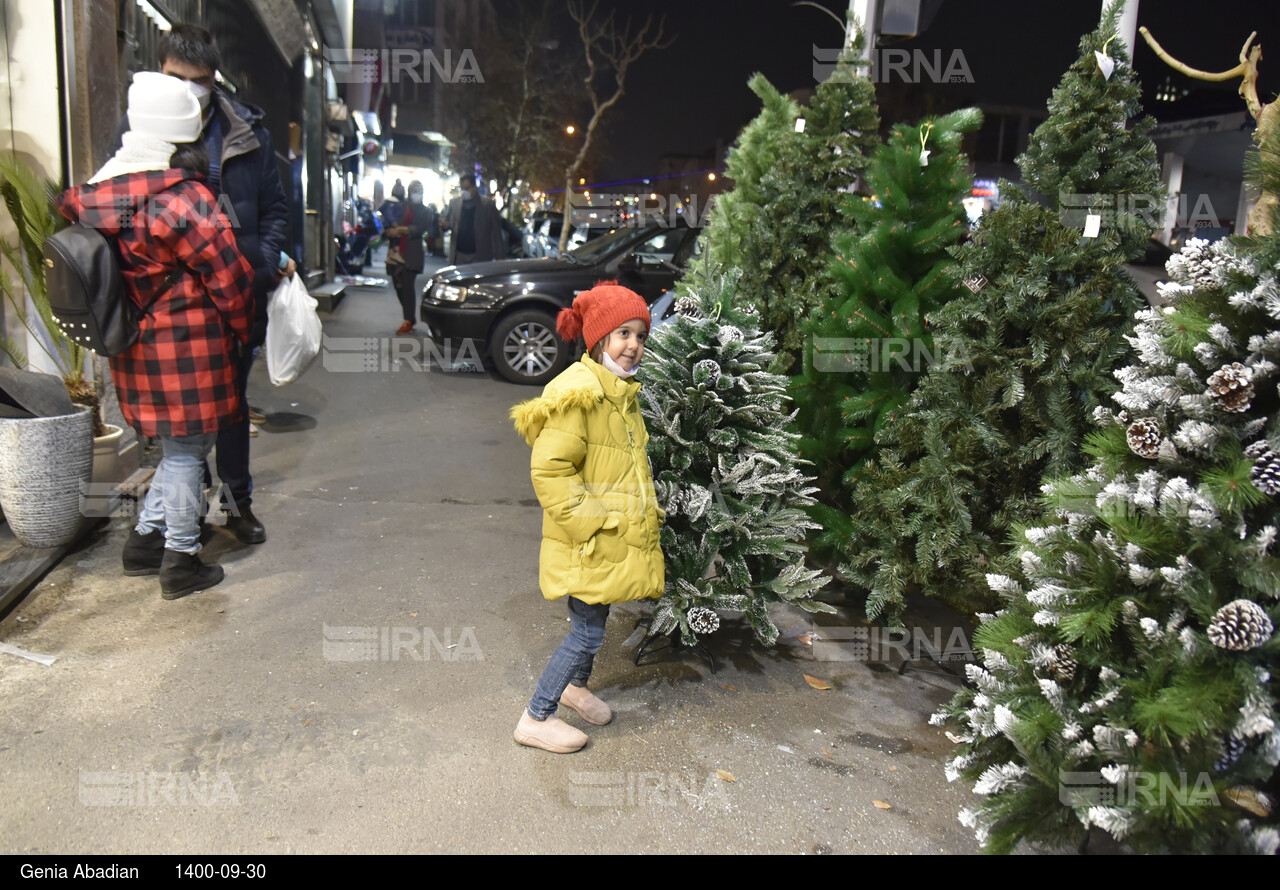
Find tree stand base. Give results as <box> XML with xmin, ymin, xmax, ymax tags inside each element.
<box><xmin>634</xmin><ymin>627</ymin><xmax>716</xmax><ymax>672</ymax></box>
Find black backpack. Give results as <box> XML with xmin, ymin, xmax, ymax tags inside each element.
<box><xmin>43</xmin><ymin>223</ymin><xmax>179</xmax><ymax>356</ymax></box>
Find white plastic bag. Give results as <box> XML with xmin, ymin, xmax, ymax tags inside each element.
<box><xmin>265</xmin><ymin>273</ymin><xmax>323</xmax><ymax>386</ymax></box>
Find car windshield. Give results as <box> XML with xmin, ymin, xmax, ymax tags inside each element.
<box><xmin>565</xmin><ymin>224</ymin><xmax>661</xmax><ymax>262</ymax></box>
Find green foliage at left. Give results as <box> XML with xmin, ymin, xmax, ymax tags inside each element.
<box><xmin>0</xmin><ymin>154</ymin><xmax>97</xmax><ymax>416</ymax></box>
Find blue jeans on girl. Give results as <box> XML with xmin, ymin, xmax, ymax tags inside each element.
<box><xmin>136</xmin><ymin>432</ymin><xmax>218</xmax><ymax>554</ymax></box>
<box><xmin>528</xmin><ymin>596</ymin><xmax>611</xmax><ymax>720</ymax></box>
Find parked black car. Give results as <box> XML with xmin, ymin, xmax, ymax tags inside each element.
<box><xmin>421</xmin><ymin>221</ymin><xmax>701</xmax><ymax>384</ymax></box>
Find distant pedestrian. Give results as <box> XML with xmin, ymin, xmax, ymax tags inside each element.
<box><xmin>385</xmin><ymin>180</ymin><xmax>429</xmax><ymax>334</ymax></box>
<box><xmin>442</xmin><ymin>174</ymin><xmax>503</xmax><ymax>265</ymax></box>
<box><xmin>61</xmin><ymin>72</ymin><xmax>254</xmax><ymax>600</ymax></box>
<box><xmin>500</xmin><ymin>215</ymin><xmax>523</xmax><ymax>258</ymax></box>
<box><xmin>421</xmin><ymin>202</ymin><xmax>440</xmax><ymax>257</ymax></box>
<box><xmin>378</xmin><ymin>180</ymin><xmax>405</xmax><ymax>230</ymax></box>
<box><xmin>509</xmin><ymin>283</ymin><xmax>664</xmax><ymax>753</ymax></box>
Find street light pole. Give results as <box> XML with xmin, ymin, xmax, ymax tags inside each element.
<box><xmin>1109</xmin><ymin>0</ymin><xmax>1139</xmax><ymax>58</ymax></box>
<box><xmin>849</xmin><ymin>0</ymin><xmax>879</xmax><ymax>61</ymax></box>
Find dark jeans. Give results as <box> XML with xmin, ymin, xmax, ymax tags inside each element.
<box><xmin>528</xmin><ymin>597</ymin><xmax>611</xmax><ymax>720</ymax></box>
<box><xmin>390</xmin><ymin>265</ymin><xmax>419</xmax><ymax>323</ymax></box>
<box><xmin>213</xmin><ymin>339</ymin><xmax>257</xmax><ymax>510</ymax></box>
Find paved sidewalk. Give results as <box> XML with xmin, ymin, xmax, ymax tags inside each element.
<box><xmin>0</xmin><ymin>265</ymin><xmax>980</xmax><ymax>855</ymax></box>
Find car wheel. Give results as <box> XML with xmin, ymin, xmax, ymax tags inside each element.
<box><xmin>491</xmin><ymin>309</ymin><xmax>570</xmax><ymax>385</ymax></box>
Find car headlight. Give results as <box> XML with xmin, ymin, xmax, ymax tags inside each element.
<box><xmin>434</xmin><ymin>283</ymin><xmax>469</xmax><ymax>303</ymax></box>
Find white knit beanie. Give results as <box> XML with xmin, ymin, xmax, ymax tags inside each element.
<box><xmin>126</xmin><ymin>72</ymin><xmax>203</xmax><ymax>144</ymax></box>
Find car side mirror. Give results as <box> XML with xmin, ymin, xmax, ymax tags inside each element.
<box><xmin>618</xmin><ymin>253</ymin><xmax>643</xmax><ymax>274</ymax></box>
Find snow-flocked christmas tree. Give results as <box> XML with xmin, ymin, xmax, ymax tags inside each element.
<box><xmin>935</xmin><ymin>223</ymin><xmax>1280</xmax><ymax>854</ymax></box>
<box><xmin>640</xmin><ymin>269</ymin><xmax>832</xmax><ymax>646</ymax></box>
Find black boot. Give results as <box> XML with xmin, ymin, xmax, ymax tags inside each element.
<box><xmin>159</xmin><ymin>549</ymin><xmax>225</xmax><ymax>600</ymax></box>
<box><xmin>122</xmin><ymin>529</ymin><xmax>165</xmax><ymax>576</ymax></box>
<box><xmin>224</xmin><ymin>503</ymin><xmax>266</xmax><ymax>545</ymax></box>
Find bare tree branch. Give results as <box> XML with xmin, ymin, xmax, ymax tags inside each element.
<box><xmin>559</xmin><ymin>0</ymin><xmax>675</xmax><ymax>251</ymax></box>
<box><xmin>1140</xmin><ymin>26</ymin><xmax>1276</xmax><ymax>236</ymax></box>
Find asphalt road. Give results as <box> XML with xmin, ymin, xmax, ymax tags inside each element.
<box><xmin>0</xmin><ymin>259</ymin><xmax>981</xmax><ymax>855</ymax></box>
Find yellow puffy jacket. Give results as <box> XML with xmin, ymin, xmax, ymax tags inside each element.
<box><xmin>510</xmin><ymin>354</ymin><xmax>665</xmax><ymax>605</ymax></box>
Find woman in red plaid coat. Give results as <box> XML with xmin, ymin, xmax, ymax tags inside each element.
<box><xmin>60</xmin><ymin>72</ymin><xmax>253</xmax><ymax>600</ymax></box>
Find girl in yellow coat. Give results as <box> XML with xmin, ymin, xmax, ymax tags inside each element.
<box><xmin>509</xmin><ymin>282</ymin><xmax>664</xmax><ymax>753</ymax></box>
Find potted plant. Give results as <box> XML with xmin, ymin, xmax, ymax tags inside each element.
<box><xmin>0</xmin><ymin>155</ymin><xmax>105</xmax><ymax>426</ymax></box>
<box><xmin>0</xmin><ymin>154</ymin><xmax>103</xmax><ymax>545</ymax></box>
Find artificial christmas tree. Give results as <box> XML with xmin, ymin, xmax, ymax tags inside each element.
<box><xmin>935</xmin><ymin>226</ymin><xmax>1280</xmax><ymax>854</ymax></box>
<box><xmin>640</xmin><ymin>269</ymin><xmax>831</xmax><ymax>646</ymax></box>
<box><xmin>683</xmin><ymin>17</ymin><xmax>880</xmax><ymax>374</ymax></box>
<box><xmin>754</xmin><ymin>24</ymin><xmax>881</xmax><ymax>373</ymax></box>
<box><xmin>840</xmin><ymin>2</ymin><xmax>1162</xmax><ymax>622</ymax></box>
<box><xmin>790</xmin><ymin>107</ymin><xmax>981</xmax><ymax>558</ymax></box>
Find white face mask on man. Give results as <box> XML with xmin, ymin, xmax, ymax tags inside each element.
<box><xmin>186</xmin><ymin>80</ymin><xmax>213</xmax><ymax>111</ymax></box>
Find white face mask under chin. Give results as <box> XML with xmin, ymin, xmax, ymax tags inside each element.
<box><xmin>601</xmin><ymin>351</ymin><xmax>638</xmax><ymax>378</ymax></box>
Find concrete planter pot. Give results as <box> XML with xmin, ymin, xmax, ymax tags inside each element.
<box><xmin>93</xmin><ymin>423</ymin><xmax>124</xmax><ymax>485</ymax></box>
<box><xmin>83</xmin><ymin>423</ymin><xmax>126</xmax><ymax>518</ymax></box>
<box><xmin>0</xmin><ymin>406</ymin><xmax>94</xmax><ymax>548</ymax></box>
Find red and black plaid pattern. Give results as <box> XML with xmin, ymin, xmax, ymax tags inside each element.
<box><xmin>61</xmin><ymin>170</ymin><xmax>254</xmax><ymax>437</ymax></box>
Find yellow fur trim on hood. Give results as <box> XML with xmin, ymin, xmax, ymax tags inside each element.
<box><xmin>510</xmin><ymin>385</ymin><xmax>603</xmax><ymax>446</ymax></box>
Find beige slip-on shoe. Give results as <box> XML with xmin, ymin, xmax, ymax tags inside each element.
<box><xmin>560</xmin><ymin>684</ymin><xmax>613</xmax><ymax>726</ymax></box>
<box><xmin>514</xmin><ymin>710</ymin><xmax>588</xmax><ymax>753</ymax></box>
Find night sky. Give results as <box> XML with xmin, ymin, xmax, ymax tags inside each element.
<box><xmin>582</xmin><ymin>0</ymin><xmax>1275</xmax><ymax>182</ymax></box>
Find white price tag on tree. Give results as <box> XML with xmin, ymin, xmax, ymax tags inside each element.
<box><xmin>1095</xmin><ymin>50</ymin><xmax>1116</xmax><ymax>80</ymax></box>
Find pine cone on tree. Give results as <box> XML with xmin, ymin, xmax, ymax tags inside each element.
<box><xmin>1246</xmin><ymin>440</ymin><xmax>1280</xmax><ymax>496</ymax></box>
<box><xmin>1048</xmin><ymin>644</ymin><xmax>1078</xmax><ymax>683</ymax></box>
<box><xmin>674</xmin><ymin>296</ymin><xmax>705</xmax><ymax>319</ymax></box>
<box><xmin>1215</xmin><ymin>736</ymin><xmax>1248</xmax><ymax>773</ymax></box>
<box><xmin>1206</xmin><ymin>362</ymin><xmax>1254</xmax><ymax>413</ymax></box>
<box><xmin>1207</xmin><ymin>599</ymin><xmax>1274</xmax><ymax>651</ymax></box>
<box><xmin>693</xmin><ymin>359</ymin><xmax>722</xmax><ymax>386</ymax></box>
<box><xmin>1126</xmin><ymin>419</ymin><xmax>1163</xmax><ymax>458</ymax></box>
<box><xmin>687</xmin><ymin>606</ymin><xmax>721</xmax><ymax>635</ymax></box>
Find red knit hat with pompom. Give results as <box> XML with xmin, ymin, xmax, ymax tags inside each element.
<box><xmin>555</xmin><ymin>280</ymin><xmax>650</xmax><ymax>354</ymax></box>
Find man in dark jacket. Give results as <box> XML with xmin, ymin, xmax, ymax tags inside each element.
<box><xmin>442</xmin><ymin>174</ymin><xmax>503</xmax><ymax>265</ymax></box>
<box><xmin>117</xmin><ymin>23</ymin><xmax>292</xmax><ymax>545</ymax></box>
